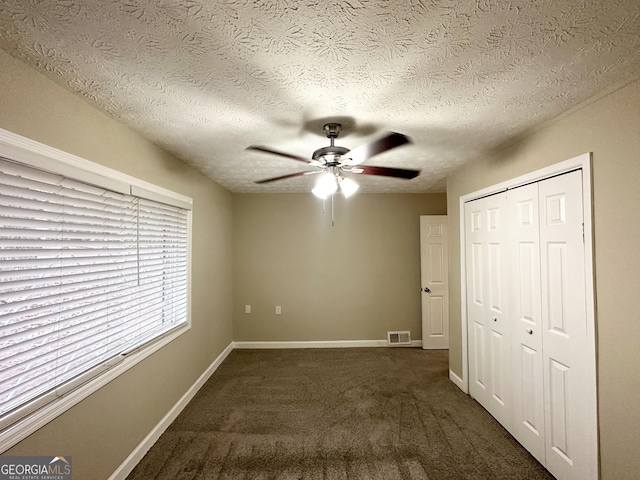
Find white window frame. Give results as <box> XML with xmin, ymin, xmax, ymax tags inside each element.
<box><xmin>0</xmin><ymin>127</ymin><xmax>192</xmax><ymax>452</ymax></box>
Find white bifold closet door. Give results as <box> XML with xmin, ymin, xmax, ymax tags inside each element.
<box><xmin>538</xmin><ymin>172</ymin><xmax>594</xmax><ymax>480</ymax></box>
<box><xmin>509</xmin><ymin>182</ymin><xmax>546</xmax><ymax>463</ymax></box>
<box><xmin>465</xmin><ymin>170</ymin><xmax>596</xmax><ymax>480</ymax></box>
<box><xmin>465</xmin><ymin>192</ymin><xmax>512</xmax><ymax>430</ymax></box>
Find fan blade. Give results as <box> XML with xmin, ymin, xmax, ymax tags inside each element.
<box><xmin>350</xmin><ymin>165</ymin><xmax>420</xmax><ymax>179</ymax></box>
<box><xmin>255</xmin><ymin>170</ymin><xmax>321</xmax><ymax>184</ymax></box>
<box><xmin>247</xmin><ymin>145</ymin><xmax>312</xmax><ymax>164</ymax></box>
<box><xmin>346</xmin><ymin>132</ymin><xmax>411</xmax><ymax>165</ymax></box>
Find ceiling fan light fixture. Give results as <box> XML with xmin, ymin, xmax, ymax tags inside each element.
<box><xmin>250</xmin><ymin>124</ymin><xmax>419</xmax><ymax>195</ymax></box>
<box><xmin>312</xmin><ymin>173</ymin><xmax>338</xmax><ymax>199</ymax></box>
<box><xmin>338</xmin><ymin>176</ymin><xmax>359</xmax><ymax>198</ymax></box>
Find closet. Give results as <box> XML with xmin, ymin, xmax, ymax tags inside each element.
<box><xmin>464</xmin><ymin>169</ymin><xmax>597</xmax><ymax>480</ymax></box>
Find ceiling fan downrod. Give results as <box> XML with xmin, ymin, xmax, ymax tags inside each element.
<box><xmin>313</xmin><ymin>123</ymin><xmax>350</xmax><ymax>163</ymax></box>
<box><xmin>323</xmin><ymin>122</ymin><xmax>341</xmax><ymax>145</ymax></box>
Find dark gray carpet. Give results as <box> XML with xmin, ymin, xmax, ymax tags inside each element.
<box><xmin>127</xmin><ymin>348</ymin><xmax>554</xmax><ymax>479</ymax></box>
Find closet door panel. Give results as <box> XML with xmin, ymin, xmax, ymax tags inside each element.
<box><xmin>465</xmin><ymin>193</ymin><xmax>511</xmax><ymax>428</ymax></box>
<box><xmin>473</xmin><ymin>321</ymin><xmax>487</xmax><ymax>390</ymax></box>
<box><xmin>465</xmin><ymin>201</ymin><xmax>489</xmax><ymax>406</ymax></box>
<box><xmin>484</xmin><ymin>195</ymin><xmax>510</xmax><ymax>427</ymax></box>
<box><xmin>509</xmin><ymin>183</ymin><xmax>545</xmax><ymax>464</ymax></box>
<box><xmin>490</xmin><ymin>329</ymin><xmax>506</xmax><ymax>406</ymax></box>
<box><xmin>539</xmin><ymin>170</ymin><xmax>596</xmax><ymax>480</ymax></box>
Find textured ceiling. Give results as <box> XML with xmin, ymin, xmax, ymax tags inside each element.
<box><xmin>0</xmin><ymin>1</ymin><xmax>639</xmax><ymax>193</ymax></box>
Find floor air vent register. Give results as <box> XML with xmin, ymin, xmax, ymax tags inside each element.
<box><xmin>387</xmin><ymin>331</ymin><xmax>411</xmax><ymax>345</ymax></box>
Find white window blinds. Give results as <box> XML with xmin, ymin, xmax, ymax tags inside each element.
<box><xmin>0</xmin><ymin>157</ymin><xmax>189</xmax><ymax>421</ymax></box>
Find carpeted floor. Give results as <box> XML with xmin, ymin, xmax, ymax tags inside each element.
<box><xmin>127</xmin><ymin>348</ymin><xmax>554</xmax><ymax>479</ymax></box>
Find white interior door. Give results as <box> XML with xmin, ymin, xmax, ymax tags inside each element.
<box><xmin>464</xmin><ymin>195</ymin><xmax>511</xmax><ymax>428</ymax></box>
<box><xmin>538</xmin><ymin>171</ymin><xmax>597</xmax><ymax>480</ymax></box>
<box><xmin>420</xmin><ymin>216</ymin><xmax>449</xmax><ymax>349</ymax></box>
<box><xmin>509</xmin><ymin>183</ymin><xmax>546</xmax><ymax>464</ymax></box>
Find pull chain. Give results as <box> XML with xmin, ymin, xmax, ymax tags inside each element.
<box><xmin>331</xmin><ymin>193</ymin><xmax>335</xmax><ymax>227</ymax></box>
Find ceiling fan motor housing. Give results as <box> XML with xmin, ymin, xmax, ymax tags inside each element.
<box><xmin>312</xmin><ymin>145</ymin><xmax>350</xmax><ymax>163</ymax></box>
<box><xmin>313</xmin><ymin>123</ymin><xmax>350</xmax><ymax>163</ymax></box>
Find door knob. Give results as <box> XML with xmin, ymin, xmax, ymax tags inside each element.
<box><xmin>423</xmin><ymin>287</ymin><xmax>431</xmax><ymax>293</ymax></box>
<box><xmin>526</xmin><ymin>328</ymin><xmax>533</xmax><ymax>335</ymax></box>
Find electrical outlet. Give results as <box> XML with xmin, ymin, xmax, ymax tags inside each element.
<box><xmin>244</xmin><ymin>305</ymin><xmax>251</xmax><ymax>314</ymax></box>
<box><xmin>275</xmin><ymin>306</ymin><xmax>281</xmax><ymax>315</ymax></box>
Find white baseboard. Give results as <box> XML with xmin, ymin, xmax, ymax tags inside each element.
<box><xmin>449</xmin><ymin>369</ymin><xmax>467</xmax><ymax>393</ymax></box>
<box><xmin>108</xmin><ymin>342</ymin><xmax>234</xmax><ymax>480</ymax></box>
<box><xmin>233</xmin><ymin>340</ymin><xmax>423</xmax><ymax>349</ymax></box>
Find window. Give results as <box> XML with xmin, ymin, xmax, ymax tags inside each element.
<box><xmin>0</xmin><ymin>129</ymin><xmax>191</xmax><ymax>450</ymax></box>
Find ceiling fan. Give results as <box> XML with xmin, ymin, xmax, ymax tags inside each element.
<box><xmin>247</xmin><ymin>123</ymin><xmax>420</xmax><ymax>198</ymax></box>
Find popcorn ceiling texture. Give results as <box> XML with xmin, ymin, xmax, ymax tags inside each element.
<box><xmin>0</xmin><ymin>1</ymin><xmax>638</xmax><ymax>193</ymax></box>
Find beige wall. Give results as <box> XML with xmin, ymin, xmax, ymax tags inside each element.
<box><xmin>233</xmin><ymin>193</ymin><xmax>446</xmax><ymax>342</ymax></box>
<box><xmin>0</xmin><ymin>50</ymin><xmax>234</xmax><ymax>479</ymax></box>
<box><xmin>447</xmin><ymin>78</ymin><xmax>640</xmax><ymax>479</ymax></box>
